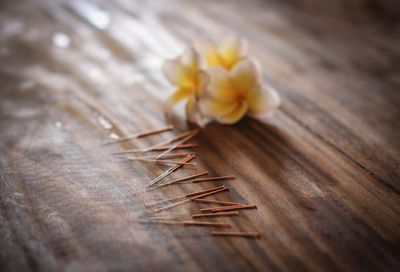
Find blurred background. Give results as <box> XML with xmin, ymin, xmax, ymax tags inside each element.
<box><xmin>0</xmin><ymin>1</ymin><xmax>399</xmax><ymax>271</ymax></box>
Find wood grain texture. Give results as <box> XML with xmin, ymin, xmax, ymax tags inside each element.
<box><xmin>0</xmin><ymin>0</ymin><xmax>399</xmax><ymax>271</ymax></box>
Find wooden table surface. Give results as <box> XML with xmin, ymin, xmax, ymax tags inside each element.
<box><xmin>1</xmin><ymin>0</ymin><xmax>399</xmax><ymax>271</ymax></box>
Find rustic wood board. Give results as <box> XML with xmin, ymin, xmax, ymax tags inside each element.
<box><xmin>0</xmin><ymin>0</ymin><xmax>399</xmax><ymax>271</ymax></box>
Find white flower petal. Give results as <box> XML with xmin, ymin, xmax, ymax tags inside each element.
<box><xmin>247</xmin><ymin>84</ymin><xmax>281</xmax><ymax>116</ymax></box>
<box><xmin>197</xmin><ymin>70</ymin><xmax>210</xmax><ymax>97</ymax></box>
<box><xmin>217</xmin><ymin>34</ymin><xmax>248</xmax><ymax>69</ymax></box>
<box><xmin>162</xmin><ymin>58</ymin><xmax>195</xmax><ymax>89</ymax></box>
<box><xmin>179</xmin><ymin>47</ymin><xmax>199</xmax><ymax>72</ymax></box>
<box><xmin>167</xmin><ymin>88</ymin><xmax>193</xmax><ymax>104</ymax></box>
<box><xmin>204</xmin><ymin>67</ymin><xmax>237</xmax><ymax>103</ymax></box>
<box><xmin>216</xmin><ymin>101</ymin><xmax>248</xmax><ymax>124</ymax></box>
<box><xmin>194</xmin><ymin>39</ymin><xmax>221</xmax><ymax>67</ymax></box>
<box><xmin>199</xmin><ymin>98</ymin><xmax>238</xmax><ymax>118</ymax></box>
<box><xmin>231</xmin><ymin>59</ymin><xmax>260</xmax><ymax>94</ymax></box>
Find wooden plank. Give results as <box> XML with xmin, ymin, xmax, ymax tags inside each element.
<box><xmin>0</xmin><ymin>0</ymin><xmax>399</xmax><ymax>271</ymax></box>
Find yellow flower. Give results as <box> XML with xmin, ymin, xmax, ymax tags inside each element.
<box><xmin>162</xmin><ymin>35</ymin><xmax>281</xmax><ymax>125</ymax></box>
<box><xmin>199</xmin><ymin>59</ymin><xmax>281</xmax><ymax>124</ymax></box>
<box><xmin>162</xmin><ymin>47</ymin><xmax>202</xmax><ymax>119</ymax></box>
<box><xmin>195</xmin><ymin>34</ymin><xmax>248</xmax><ymax>70</ymax></box>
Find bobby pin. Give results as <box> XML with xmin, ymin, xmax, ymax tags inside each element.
<box><xmin>139</xmin><ymin>220</ymin><xmax>231</xmax><ymax>228</ymax></box>
<box><xmin>190</xmin><ymin>175</ymin><xmax>235</xmax><ymax>183</ymax></box>
<box><xmin>192</xmin><ymin>199</ymin><xmax>242</xmax><ymax>206</ymax></box>
<box><xmin>151</xmin><ymin>144</ymin><xmax>199</xmax><ymax>152</ymax></box>
<box><xmin>147</xmin><ymin>155</ymin><xmax>195</xmax><ymax>187</ymax></box>
<box><xmin>140</xmin><ymin>214</ymin><xmax>189</xmax><ymax>221</ymax></box>
<box><xmin>144</xmin><ymin>185</ymin><xmax>225</xmax><ymax>208</ymax></box>
<box><xmin>112</xmin><ymin>129</ymin><xmax>198</xmax><ymax>155</ymax></box>
<box><xmin>192</xmin><ymin>211</ymin><xmax>239</xmax><ymax>218</ymax></box>
<box><xmin>151</xmin><ymin>143</ymin><xmax>198</xmax><ymax>151</ymax></box>
<box><xmin>155</xmin><ymin>129</ymin><xmax>199</xmax><ymax>159</ymax></box>
<box><xmin>201</xmin><ymin>204</ymin><xmax>257</xmax><ymax>213</ymax></box>
<box><xmin>113</xmin><ymin>144</ymin><xmax>198</xmax><ymax>155</ymax></box>
<box><xmin>185</xmin><ymin>185</ymin><xmax>226</xmax><ymax>197</ymax></box>
<box><xmin>190</xmin><ymin>187</ymin><xmax>229</xmax><ymax>200</ymax></box>
<box><xmin>153</xmin><ymin>171</ymin><xmax>209</xmax><ymax>188</ymax></box>
<box><xmin>211</xmin><ymin>231</ymin><xmax>261</xmax><ymax>238</ymax></box>
<box><xmin>182</xmin><ymin>221</ymin><xmax>231</xmax><ymax>228</ymax></box>
<box><xmin>129</xmin><ymin>152</ymin><xmax>196</xmax><ymax>160</ymax></box>
<box><xmin>135</xmin><ymin>125</ymin><xmax>174</xmax><ymax>138</ymax></box>
<box><xmin>102</xmin><ymin>125</ymin><xmax>173</xmax><ymax>145</ymax></box>
<box><xmin>152</xmin><ymin>199</ymin><xmax>191</xmax><ymax>213</ymax></box>
<box><xmin>143</xmin><ymin>187</ymin><xmax>227</xmax><ymax>209</ymax></box>
<box><xmin>140</xmin><ymin>210</ymin><xmax>186</xmax><ymax>217</ymax></box>
<box><xmin>158</xmin><ymin>175</ymin><xmax>235</xmax><ymax>185</ymax></box>
<box><xmin>157</xmin><ymin>152</ymin><xmax>196</xmax><ymax>159</ymax></box>
<box><xmin>124</xmin><ymin>157</ymin><xmax>197</xmax><ymax>166</ymax></box>
<box><xmin>145</xmin><ymin>128</ymin><xmax>198</xmax><ymax>153</ymax></box>
<box><xmin>144</xmin><ymin>196</ymin><xmax>186</xmax><ymax>208</ymax></box>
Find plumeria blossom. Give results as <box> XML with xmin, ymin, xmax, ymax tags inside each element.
<box><xmin>194</xmin><ymin>34</ymin><xmax>248</xmax><ymax>70</ymax></box>
<box><xmin>162</xmin><ymin>47</ymin><xmax>202</xmax><ymax>121</ymax></box>
<box><xmin>162</xmin><ymin>34</ymin><xmax>281</xmax><ymax>125</ymax></box>
<box><xmin>198</xmin><ymin>59</ymin><xmax>281</xmax><ymax>124</ymax></box>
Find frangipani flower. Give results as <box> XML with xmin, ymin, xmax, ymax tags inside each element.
<box><xmin>195</xmin><ymin>34</ymin><xmax>248</xmax><ymax>70</ymax></box>
<box><xmin>199</xmin><ymin>59</ymin><xmax>281</xmax><ymax>124</ymax></box>
<box><xmin>162</xmin><ymin>35</ymin><xmax>281</xmax><ymax>125</ymax></box>
<box><xmin>162</xmin><ymin>47</ymin><xmax>202</xmax><ymax>119</ymax></box>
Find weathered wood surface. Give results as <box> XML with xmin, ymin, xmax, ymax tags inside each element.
<box><xmin>1</xmin><ymin>0</ymin><xmax>399</xmax><ymax>271</ymax></box>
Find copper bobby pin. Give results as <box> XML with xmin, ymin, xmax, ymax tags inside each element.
<box><xmin>124</xmin><ymin>153</ymin><xmax>196</xmax><ymax>161</ymax></box>
<box><xmin>192</xmin><ymin>211</ymin><xmax>239</xmax><ymax>218</ymax></box>
<box><xmin>145</xmin><ymin>185</ymin><xmax>224</xmax><ymax>207</ymax></box>
<box><xmin>140</xmin><ymin>215</ymin><xmax>188</xmax><ymax>221</ymax></box>
<box><xmin>103</xmin><ymin>125</ymin><xmax>173</xmax><ymax>144</ymax></box>
<box><xmin>201</xmin><ymin>204</ymin><xmax>257</xmax><ymax>213</ymax></box>
<box><xmin>139</xmin><ymin>220</ymin><xmax>231</xmax><ymax>228</ymax></box>
<box><xmin>112</xmin><ymin>144</ymin><xmax>198</xmax><ymax>155</ymax></box>
<box><xmin>148</xmin><ymin>155</ymin><xmax>195</xmax><ymax>187</ymax></box>
<box><xmin>154</xmin><ymin>171</ymin><xmax>209</xmax><ymax>188</ymax></box>
<box><xmin>144</xmin><ymin>195</ymin><xmax>186</xmax><ymax>208</ymax></box>
<box><xmin>127</xmin><ymin>152</ymin><xmax>196</xmax><ymax>163</ymax></box>
<box><xmin>167</xmin><ymin>129</ymin><xmax>199</xmax><ymax>144</ymax></box>
<box><xmin>140</xmin><ymin>210</ymin><xmax>187</xmax><ymax>218</ymax></box>
<box><xmin>152</xmin><ymin>199</ymin><xmax>191</xmax><ymax>213</ymax></box>
<box><xmin>192</xmin><ymin>199</ymin><xmax>242</xmax><ymax>206</ymax></box>
<box><xmin>191</xmin><ymin>175</ymin><xmax>236</xmax><ymax>183</ymax></box>
<box><xmin>126</xmin><ymin>158</ymin><xmax>196</xmax><ymax>166</ymax></box>
<box><xmin>143</xmin><ymin>129</ymin><xmax>197</xmax><ymax>153</ymax></box>
<box><xmin>155</xmin><ymin>129</ymin><xmax>199</xmax><ymax>159</ymax></box>
<box><xmin>185</xmin><ymin>185</ymin><xmax>226</xmax><ymax>197</ymax></box>
<box><xmin>190</xmin><ymin>187</ymin><xmax>229</xmax><ymax>200</ymax></box>
<box><xmin>157</xmin><ymin>152</ymin><xmax>196</xmax><ymax>159</ymax></box>
<box><xmin>152</xmin><ymin>143</ymin><xmax>199</xmax><ymax>151</ymax></box>
<box><xmin>169</xmin><ymin>155</ymin><xmax>196</xmax><ymax>172</ymax></box>
<box><xmin>125</xmin><ymin>153</ymin><xmax>196</xmax><ymax>168</ymax></box>
<box><xmin>182</xmin><ymin>221</ymin><xmax>231</xmax><ymax>228</ymax></box>
<box><xmin>138</xmin><ymin>219</ymin><xmax>185</xmax><ymax>225</ymax></box>
<box><xmin>211</xmin><ymin>231</ymin><xmax>261</xmax><ymax>238</ymax></box>
<box><xmin>136</xmin><ymin>125</ymin><xmax>174</xmax><ymax>138</ymax></box>
<box><xmin>150</xmin><ymin>129</ymin><xmax>196</xmax><ymax>149</ymax></box>
<box><xmin>111</xmin><ymin>129</ymin><xmax>197</xmax><ymax>154</ymax></box>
